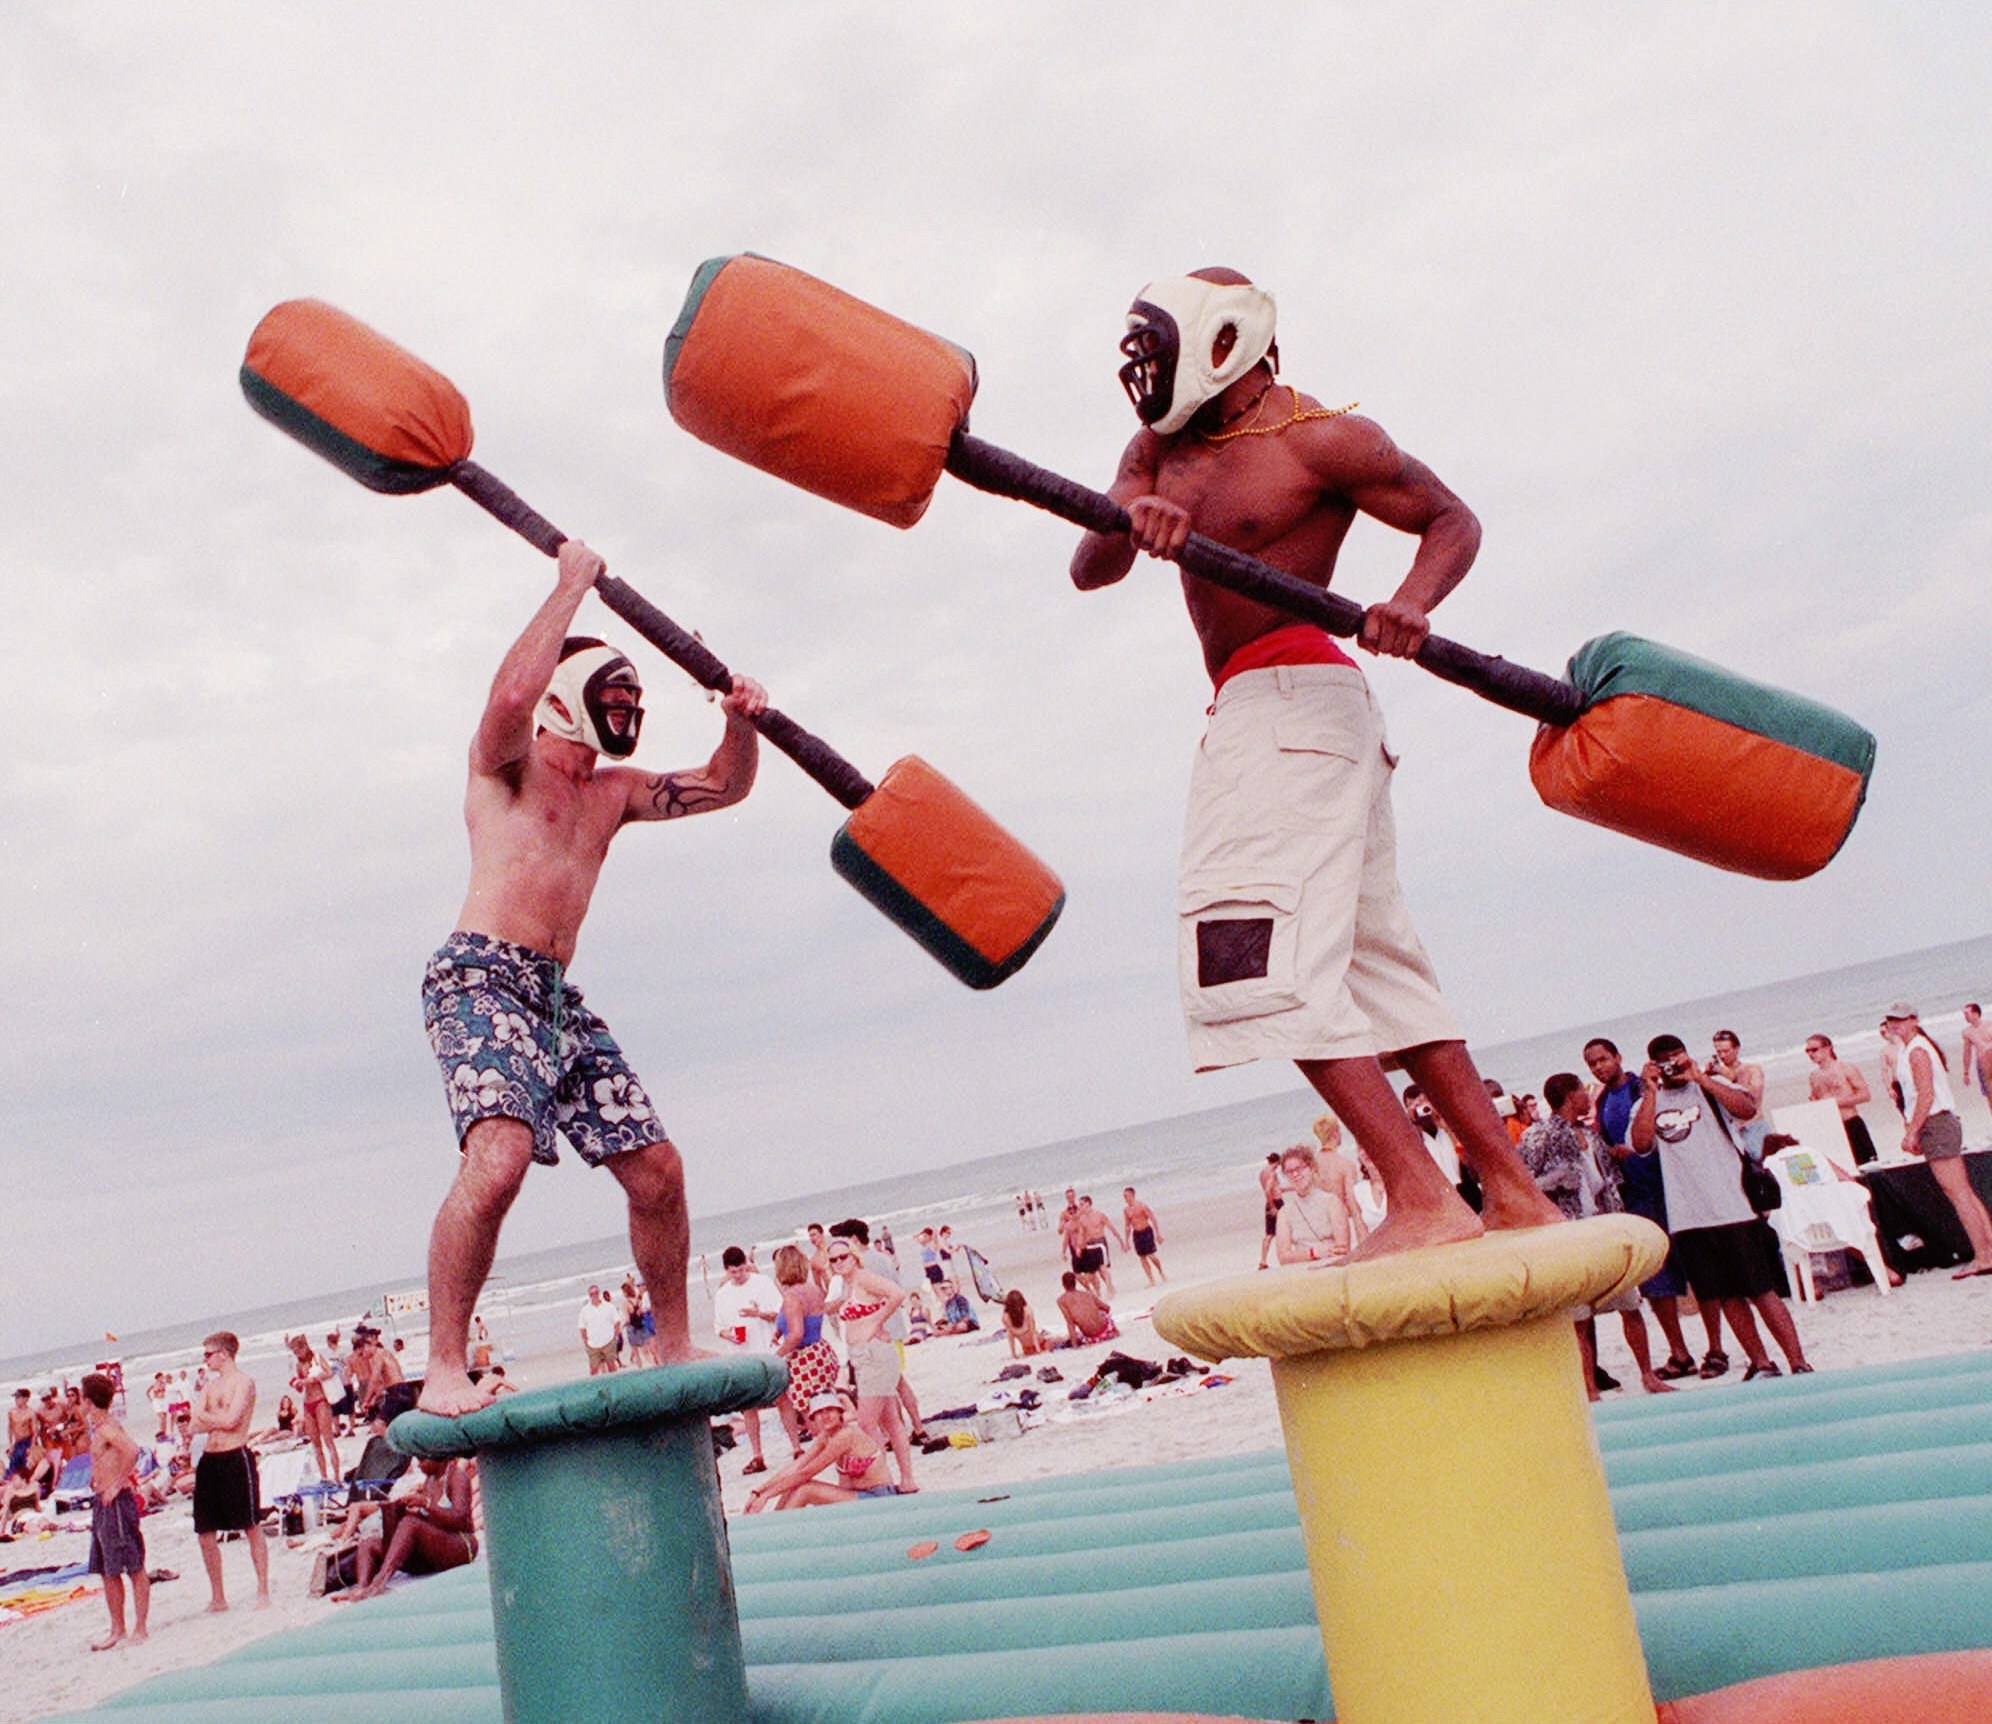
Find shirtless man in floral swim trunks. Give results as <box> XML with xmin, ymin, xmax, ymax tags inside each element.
<box><xmin>1071</xmin><ymin>268</ymin><xmax>1560</xmax><ymax>1259</ymax></box>
<box><xmin>418</xmin><ymin>539</ymin><xmax>766</xmax><ymax>1416</ymax></box>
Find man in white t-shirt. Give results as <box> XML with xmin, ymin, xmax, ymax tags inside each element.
<box><xmin>713</xmin><ymin>1247</ymin><xmax>782</xmax><ymax>1472</ymax></box>
<box><xmin>577</xmin><ymin>1286</ymin><xmax>623</xmax><ymax>1376</ymax></box>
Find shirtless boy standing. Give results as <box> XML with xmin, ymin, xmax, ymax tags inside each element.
<box><xmin>190</xmin><ymin>1332</ymin><xmax>268</xmax><ymax>1612</ymax></box>
<box><xmin>1072</xmin><ymin>268</ymin><xmax>1560</xmax><ymax>1258</ymax></box>
<box><xmin>81</xmin><ymin>1373</ymin><xmax>148</xmax><ymax>1649</ymax></box>
<box><xmin>419</xmin><ymin>539</ymin><xmax>766</xmax><ymax>1416</ymax></box>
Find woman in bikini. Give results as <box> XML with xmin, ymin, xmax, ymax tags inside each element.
<box><xmin>770</xmin><ymin>1244</ymin><xmax>836</xmax><ymax>1457</ymax></box>
<box><xmin>741</xmin><ymin>1393</ymin><xmax>897</xmax><ymax>1511</ymax></box>
<box><xmin>824</xmin><ymin>1237</ymin><xmax>916</xmax><ymax>1493</ymax></box>
<box><xmin>286</xmin><ymin>1334</ymin><xmax>340</xmax><ymax>1482</ymax></box>
<box><xmin>1000</xmin><ymin>1288</ymin><xmax>1049</xmax><ymax>1357</ymax></box>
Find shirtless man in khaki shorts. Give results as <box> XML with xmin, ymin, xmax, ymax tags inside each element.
<box><xmin>1072</xmin><ymin>268</ymin><xmax>1560</xmax><ymax>1258</ymax></box>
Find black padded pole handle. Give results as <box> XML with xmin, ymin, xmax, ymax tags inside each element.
<box><xmin>944</xmin><ymin>433</ymin><xmax>1585</xmax><ymax>728</ymax></box>
<box><xmin>449</xmin><ymin>461</ymin><xmax>875</xmax><ymax>809</ymax></box>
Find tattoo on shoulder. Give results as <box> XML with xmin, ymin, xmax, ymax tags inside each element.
<box><xmin>640</xmin><ymin>771</ymin><xmax>725</xmax><ymax>819</ymax></box>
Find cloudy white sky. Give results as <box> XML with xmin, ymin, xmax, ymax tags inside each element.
<box><xmin>4</xmin><ymin>5</ymin><xmax>1986</xmax><ymax>1358</ymax></box>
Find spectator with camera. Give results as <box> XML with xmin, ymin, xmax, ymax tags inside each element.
<box><xmin>1629</xmin><ymin>1035</ymin><xmax>1811</xmax><ymax>1381</ymax></box>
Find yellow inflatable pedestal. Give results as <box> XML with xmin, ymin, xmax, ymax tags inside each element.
<box><xmin>1154</xmin><ymin>1215</ymin><xmax>1669</xmax><ymax>1724</ymax></box>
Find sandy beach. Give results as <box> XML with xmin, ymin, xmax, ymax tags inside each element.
<box><xmin>8</xmin><ymin>1067</ymin><xmax>1991</xmax><ymax>1723</ymax></box>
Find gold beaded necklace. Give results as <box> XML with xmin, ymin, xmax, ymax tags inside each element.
<box><xmin>1197</xmin><ymin>383</ymin><xmax>1360</xmax><ymax>444</ymax></box>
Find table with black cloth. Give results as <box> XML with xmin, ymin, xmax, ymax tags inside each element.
<box><xmin>1858</xmin><ymin>1148</ymin><xmax>1992</xmax><ymax>1273</ymax></box>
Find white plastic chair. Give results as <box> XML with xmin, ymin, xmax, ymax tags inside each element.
<box><xmin>1765</xmin><ymin>1146</ymin><xmax>1893</xmax><ymax>1300</ymax></box>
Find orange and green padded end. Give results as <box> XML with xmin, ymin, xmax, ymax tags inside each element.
<box><xmin>241</xmin><ymin>299</ymin><xmax>473</xmax><ymax>494</ymax></box>
<box><xmin>665</xmin><ymin>255</ymin><xmax>978</xmax><ymax>528</ymax></box>
<box><xmin>1529</xmin><ymin>631</ymin><xmax>1876</xmax><ymax>880</ymax></box>
<box><xmin>830</xmin><ymin>756</ymin><xmax>1063</xmax><ymax>989</ymax></box>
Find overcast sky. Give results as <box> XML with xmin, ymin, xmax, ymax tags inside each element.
<box><xmin>4</xmin><ymin>5</ymin><xmax>1987</xmax><ymax>1358</ymax></box>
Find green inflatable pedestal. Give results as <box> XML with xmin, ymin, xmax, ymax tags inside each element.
<box><xmin>392</xmin><ymin>1358</ymin><xmax>785</xmax><ymax>1724</ymax></box>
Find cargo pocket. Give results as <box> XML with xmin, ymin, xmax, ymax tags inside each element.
<box><xmin>1177</xmin><ymin>879</ymin><xmax>1305</xmax><ymax>1027</ymax></box>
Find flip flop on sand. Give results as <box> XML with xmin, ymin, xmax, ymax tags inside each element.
<box><xmin>1951</xmin><ymin>1265</ymin><xmax>1992</xmax><ymax>1279</ymax></box>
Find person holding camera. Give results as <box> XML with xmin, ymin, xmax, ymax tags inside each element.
<box><xmin>1628</xmin><ymin>1035</ymin><xmax>1811</xmax><ymax>1381</ymax></box>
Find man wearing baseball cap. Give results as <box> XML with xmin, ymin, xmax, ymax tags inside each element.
<box><xmin>1881</xmin><ymin>1002</ymin><xmax>1992</xmax><ymax>1275</ymax></box>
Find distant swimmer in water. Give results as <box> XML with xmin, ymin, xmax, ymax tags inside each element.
<box><xmin>417</xmin><ymin>538</ymin><xmax>767</xmax><ymax>1417</ymax></box>
<box><xmin>1072</xmin><ymin>267</ymin><xmax>1561</xmax><ymax>1257</ymax></box>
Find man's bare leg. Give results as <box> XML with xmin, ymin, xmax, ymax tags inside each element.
<box><xmin>420</xmin><ymin>1121</ymin><xmax>535</xmax><ymax>1416</ymax></box>
<box><xmin>1574</xmin><ymin>1321</ymin><xmax>1600</xmax><ymax>1403</ymax></box>
<box><xmin>1750</xmin><ymin>1292</ymin><xmax>1810</xmax><ymax>1371</ymax></box>
<box><xmin>91</xmin><ymin>1574</ymin><xmax>129</xmax><ymax>1650</ymax></box>
<box><xmin>611</xmin><ymin>1140</ymin><xmax>710</xmax><ymax>1364</ymax></box>
<box><xmin>1648</xmin><ymin>1294</ymin><xmax>1694</xmax><ymax>1367</ymax></box>
<box><xmin>1298</xmin><ymin>1056</ymin><xmax>1483</xmax><ymax>1258</ymax></box>
<box><xmin>1717</xmin><ymin>1298</ymin><xmax>1773</xmax><ymax>1371</ymax></box>
<box><xmin>197</xmin><ymin>1531</ymin><xmax>227</xmax><ymax>1612</ymax></box>
<box><xmin>1395</xmin><ymin>1042</ymin><xmax>1564</xmax><ymax>1233</ymax></box>
<box><xmin>895</xmin><ymin>1376</ymin><xmax>927</xmax><ymax>1441</ymax></box>
<box><xmin>1619</xmin><ymin>1310</ymin><xmax>1672</xmax><ymax>1393</ymax></box>
<box><xmin>246</xmin><ymin>1525</ymin><xmax>270</xmax><ymax>1608</ymax></box>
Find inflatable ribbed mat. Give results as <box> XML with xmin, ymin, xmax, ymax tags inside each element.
<box><xmin>56</xmin><ymin>1352</ymin><xmax>1992</xmax><ymax>1721</ymax></box>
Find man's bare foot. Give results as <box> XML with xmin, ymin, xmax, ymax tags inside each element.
<box><xmin>416</xmin><ymin>1367</ymin><xmax>495</xmax><ymax>1418</ymax></box>
<box><xmin>1345</xmin><ymin>1204</ymin><xmax>1484</xmax><ymax>1263</ymax></box>
<box><xmin>254</xmin><ymin>1592</ymin><xmax>272</xmax><ymax>1610</ymax></box>
<box><xmin>89</xmin><ymin>1631</ymin><xmax>124</xmax><ymax>1652</ymax></box>
<box><xmin>1639</xmin><ymin>1373</ymin><xmax>1676</xmax><ymax>1394</ymax></box>
<box><xmin>128</xmin><ymin>1627</ymin><xmax>148</xmax><ymax>1644</ymax></box>
<box><xmin>1477</xmin><ymin>1186</ymin><xmax>1567</xmax><ymax>1232</ymax></box>
<box><xmin>204</xmin><ymin>1600</ymin><xmax>229</xmax><ymax>1615</ymax></box>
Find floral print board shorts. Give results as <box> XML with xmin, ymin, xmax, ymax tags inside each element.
<box><xmin>422</xmin><ymin>931</ymin><xmax>669</xmax><ymax>1168</ymax></box>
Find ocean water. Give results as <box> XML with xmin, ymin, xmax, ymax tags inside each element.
<box><xmin>9</xmin><ymin>931</ymin><xmax>1988</xmax><ymax>1401</ymax></box>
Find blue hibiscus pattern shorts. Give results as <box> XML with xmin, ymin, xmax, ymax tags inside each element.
<box><xmin>422</xmin><ymin>931</ymin><xmax>669</xmax><ymax>1167</ymax></box>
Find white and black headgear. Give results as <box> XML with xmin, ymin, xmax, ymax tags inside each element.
<box><xmin>1119</xmin><ymin>274</ymin><xmax>1279</xmax><ymax>435</ymax></box>
<box><xmin>537</xmin><ymin>637</ymin><xmax>644</xmax><ymax>758</ymax></box>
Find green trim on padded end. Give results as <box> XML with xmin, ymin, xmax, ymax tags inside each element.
<box><xmin>662</xmin><ymin>254</ymin><xmax>743</xmax><ymax>402</ymax></box>
<box><xmin>389</xmin><ymin>1355</ymin><xmax>787</xmax><ymax>1458</ymax></box>
<box><xmin>830</xmin><ymin>829</ymin><xmax>1063</xmax><ymax>991</ymax></box>
<box><xmin>1568</xmin><ymin>631</ymin><xmax>1877</xmax><ymax>779</ymax></box>
<box><xmin>240</xmin><ymin>366</ymin><xmax>455</xmax><ymax>496</ymax></box>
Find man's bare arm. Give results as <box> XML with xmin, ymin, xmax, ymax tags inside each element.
<box><xmin>622</xmin><ymin>677</ymin><xmax>767</xmax><ymax>823</ymax></box>
<box><xmin>470</xmin><ymin>540</ymin><xmax>604</xmax><ymax>777</ymax></box>
<box><xmin>1307</xmin><ymin>418</ymin><xmax>1482</xmax><ymax>658</ymax></box>
<box><xmin>1071</xmin><ymin>433</ymin><xmax>1169</xmax><ymax>586</ymax></box>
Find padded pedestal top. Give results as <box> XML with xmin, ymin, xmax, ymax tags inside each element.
<box><xmin>391</xmin><ymin>1355</ymin><xmax>788</xmax><ymax>1458</ymax></box>
<box><xmin>1153</xmin><ymin>1214</ymin><xmax>1668</xmax><ymax>1362</ymax></box>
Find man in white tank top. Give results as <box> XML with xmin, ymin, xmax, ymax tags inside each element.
<box><xmin>1882</xmin><ymin>1002</ymin><xmax>1992</xmax><ymax>1276</ymax></box>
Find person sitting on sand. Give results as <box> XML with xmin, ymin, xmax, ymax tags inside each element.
<box><xmin>331</xmin><ymin>1454</ymin><xmax>479</xmax><ymax>1603</ymax></box>
<box><xmin>1275</xmin><ymin>1141</ymin><xmax>1359</xmax><ymax>1265</ymax></box>
<box><xmin>931</xmin><ymin>1279</ymin><xmax>980</xmax><ymax>1335</ymax></box>
<box><xmin>741</xmin><ymin>1393</ymin><xmax>898</xmax><ymax>1512</ymax></box>
<box><xmin>1001</xmin><ymin>1289</ymin><xmax>1050</xmax><ymax>1357</ymax></box>
<box><xmin>1055</xmin><ymin>1272</ymin><xmax>1118</xmax><ymax>1347</ymax></box>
